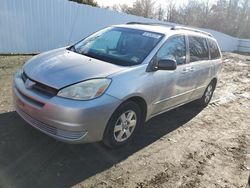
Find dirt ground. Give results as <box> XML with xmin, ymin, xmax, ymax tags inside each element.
<box><xmin>0</xmin><ymin>53</ymin><xmax>249</xmax><ymax>188</ymax></box>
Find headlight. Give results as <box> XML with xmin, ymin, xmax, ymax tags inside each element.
<box><xmin>57</xmin><ymin>78</ymin><xmax>111</xmax><ymax>100</ymax></box>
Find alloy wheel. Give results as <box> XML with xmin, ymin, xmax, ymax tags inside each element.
<box><xmin>113</xmin><ymin>110</ymin><xmax>137</xmax><ymax>142</ymax></box>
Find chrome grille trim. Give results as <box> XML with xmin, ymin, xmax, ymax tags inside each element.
<box><xmin>22</xmin><ymin>72</ymin><xmax>58</xmax><ymax>96</ymax></box>
<box><xmin>16</xmin><ymin>107</ymin><xmax>87</xmax><ymax>140</ymax></box>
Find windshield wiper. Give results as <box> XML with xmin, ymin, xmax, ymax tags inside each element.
<box><xmin>81</xmin><ymin>52</ymin><xmax>102</xmax><ymax>61</ymax></box>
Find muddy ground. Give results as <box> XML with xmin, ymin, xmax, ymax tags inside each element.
<box><xmin>0</xmin><ymin>53</ymin><xmax>249</xmax><ymax>188</ymax></box>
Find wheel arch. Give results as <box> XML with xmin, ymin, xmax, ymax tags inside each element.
<box><xmin>102</xmin><ymin>95</ymin><xmax>148</xmax><ymax>147</ymax></box>
<box><xmin>125</xmin><ymin>96</ymin><xmax>148</xmax><ymax>123</ymax></box>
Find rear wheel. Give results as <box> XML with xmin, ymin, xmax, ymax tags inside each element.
<box><xmin>103</xmin><ymin>101</ymin><xmax>142</xmax><ymax>148</ymax></box>
<box><xmin>197</xmin><ymin>81</ymin><xmax>216</xmax><ymax>107</ymax></box>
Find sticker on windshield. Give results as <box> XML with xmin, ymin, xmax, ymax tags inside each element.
<box><xmin>142</xmin><ymin>32</ymin><xmax>161</xmax><ymax>39</ymax></box>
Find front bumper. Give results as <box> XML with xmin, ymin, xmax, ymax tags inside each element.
<box><xmin>13</xmin><ymin>71</ymin><xmax>121</xmax><ymax>143</ymax></box>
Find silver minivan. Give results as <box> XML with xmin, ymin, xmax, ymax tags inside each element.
<box><xmin>13</xmin><ymin>23</ymin><xmax>222</xmax><ymax>148</ymax></box>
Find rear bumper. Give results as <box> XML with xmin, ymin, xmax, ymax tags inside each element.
<box><xmin>13</xmin><ymin>70</ymin><xmax>121</xmax><ymax>143</ymax></box>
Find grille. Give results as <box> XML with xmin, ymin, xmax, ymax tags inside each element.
<box><xmin>32</xmin><ymin>82</ymin><xmax>58</xmax><ymax>96</ymax></box>
<box><xmin>22</xmin><ymin>72</ymin><xmax>58</xmax><ymax>96</ymax></box>
<box><xmin>16</xmin><ymin>107</ymin><xmax>87</xmax><ymax>140</ymax></box>
<box><xmin>17</xmin><ymin>88</ymin><xmax>45</xmax><ymax>108</ymax></box>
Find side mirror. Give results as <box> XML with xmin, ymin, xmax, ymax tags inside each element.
<box><xmin>157</xmin><ymin>59</ymin><xmax>177</xmax><ymax>71</ymax></box>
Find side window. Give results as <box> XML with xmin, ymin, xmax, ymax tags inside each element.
<box><xmin>156</xmin><ymin>35</ymin><xmax>186</xmax><ymax>65</ymax></box>
<box><xmin>208</xmin><ymin>39</ymin><xmax>221</xmax><ymax>59</ymax></box>
<box><xmin>189</xmin><ymin>36</ymin><xmax>209</xmax><ymax>62</ymax></box>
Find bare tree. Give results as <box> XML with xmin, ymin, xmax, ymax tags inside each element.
<box><xmin>113</xmin><ymin>0</ymin><xmax>250</xmax><ymax>38</ymax></box>
<box><xmin>237</xmin><ymin>0</ymin><xmax>250</xmax><ymax>37</ymax></box>
<box><xmin>69</xmin><ymin>0</ymin><xmax>98</xmax><ymax>7</ymax></box>
<box><xmin>166</xmin><ymin>0</ymin><xmax>177</xmax><ymax>22</ymax></box>
<box><xmin>117</xmin><ymin>0</ymin><xmax>156</xmax><ymax>18</ymax></box>
<box><xmin>155</xmin><ymin>6</ymin><xmax>165</xmax><ymax>21</ymax></box>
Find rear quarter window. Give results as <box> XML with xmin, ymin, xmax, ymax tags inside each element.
<box><xmin>188</xmin><ymin>36</ymin><xmax>209</xmax><ymax>62</ymax></box>
<box><xmin>208</xmin><ymin>39</ymin><xmax>221</xmax><ymax>59</ymax></box>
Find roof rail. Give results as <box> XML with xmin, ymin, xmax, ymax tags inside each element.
<box><xmin>126</xmin><ymin>22</ymin><xmax>213</xmax><ymax>37</ymax></box>
<box><xmin>126</xmin><ymin>22</ymin><xmax>151</xmax><ymax>25</ymax></box>
<box><xmin>171</xmin><ymin>26</ymin><xmax>213</xmax><ymax>37</ymax></box>
<box><xmin>126</xmin><ymin>22</ymin><xmax>175</xmax><ymax>27</ymax></box>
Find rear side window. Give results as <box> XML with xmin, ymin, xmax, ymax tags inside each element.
<box><xmin>208</xmin><ymin>39</ymin><xmax>221</xmax><ymax>59</ymax></box>
<box><xmin>156</xmin><ymin>35</ymin><xmax>186</xmax><ymax>65</ymax></box>
<box><xmin>188</xmin><ymin>36</ymin><xmax>209</xmax><ymax>62</ymax></box>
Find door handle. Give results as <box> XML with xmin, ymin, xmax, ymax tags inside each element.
<box><xmin>182</xmin><ymin>67</ymin><xmax>194</xmax><ymax>74</ymax></box>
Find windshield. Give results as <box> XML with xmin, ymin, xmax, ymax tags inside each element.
<box><xmin>70</xmin><ymin>27</ymin><xmax>164</xmax><ymax>66</ymax></box>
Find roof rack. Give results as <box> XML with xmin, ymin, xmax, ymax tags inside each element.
<box><xmin>127</xmin><ymin>22</ymin><xmax>151</xmax><ymax>25</ymax></box>
<box><xmin>126</xmin><ymin>22</ymin><xmax>175</xmax><ymax>27</ymax></box>
<box><xmin>171</xmin><ymin>26</ymin><xmax>213</xmax><ymax>37</ymax></box>
<box><xmin>126</xmin><ymin>22</ymin><xmax>213</xmax><ymax>37</ymax></box>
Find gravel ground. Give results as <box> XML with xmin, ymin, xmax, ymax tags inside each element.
<box><xmin>0</xmin><ymin>53</ymin><xmax>249</xmax><ymax>188</ymax></box>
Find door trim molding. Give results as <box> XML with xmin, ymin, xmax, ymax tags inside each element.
<box><xmin>153</xmin><ymin>85</ymin><xmax>207</xmax><ymax>105</ymax></box>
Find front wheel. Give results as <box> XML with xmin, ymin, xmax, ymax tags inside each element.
<box><xmin>103</xmin><ymin>101</ymin><xmax>142</xmax><ymax>148</ymax></box>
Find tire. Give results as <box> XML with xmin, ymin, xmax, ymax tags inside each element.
<box><xmin>248</xmin><ymin>174</ymin><xmax>250</xmax><ymax>188</ymax></box>
<box><xmin>197</xmin><ymin>81</ymin><xmax>216</xmax><ymax>107</ymax></box>
<box><xmin>103</xmin><ymin>101</ymin><xmax>143</xmax><ymax>148</ymax></box>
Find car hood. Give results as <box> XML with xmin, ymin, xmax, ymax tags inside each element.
<box><xmin>24</xmin><ymin>48</ymin><xmax>126</xmax><ymax>89</ymax></box>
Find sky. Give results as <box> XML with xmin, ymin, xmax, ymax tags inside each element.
<box><xmin>96</xmin><ymin>0</ymin><xmax>190</xmax><ymax>8</ymax></box>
